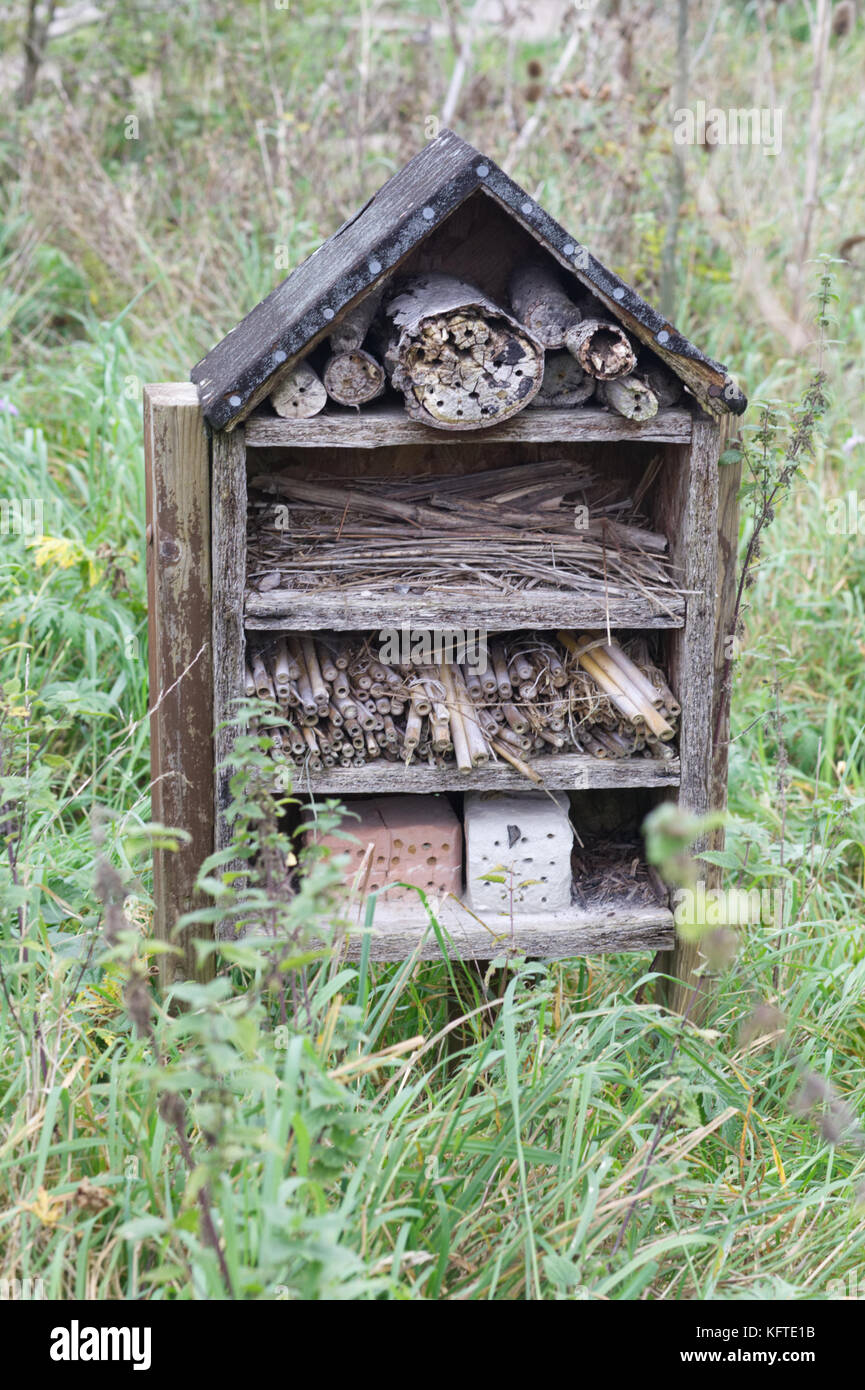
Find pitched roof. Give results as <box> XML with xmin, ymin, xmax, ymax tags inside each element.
<box><xmin>191</xmin><ymin>129</ymin><xmax>747</xmax><ymax>431</ymax></box>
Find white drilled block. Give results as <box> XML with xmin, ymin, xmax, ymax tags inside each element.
<box><xmin>464</xmin><ymin>791</ymin><xmax>574</xmax><ymax>914</ymax></box>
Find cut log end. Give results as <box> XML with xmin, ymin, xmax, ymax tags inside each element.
<box><xmin>534</xmin><ymin>350</ymin><xmax>595</xmax><ymax>409</ymax></box>
<box><xmin>323</xmin><ymin>349</ymin><xmax>386</xmax><ymax>407</ymax></box>
<box><xmin>270</xmin><ymin>360</ymin><xmax>327</xmax><ymax>418</ymax></box>
<box><xmin>598</xmin><ymin>375</ymin><xmax>659</xmax><ymax>421</ymax></box>
<box><xmin>565</xmin><ymin>319</ymin><xmax>637</xmax><ymax>381</ymax></box>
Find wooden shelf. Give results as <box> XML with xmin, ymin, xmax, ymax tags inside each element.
<box><xmin>331</xmin><ymin>892</ymin><xmax>674</xmax><ymax>961</ymax></box>
<box><xmin>245</xmin><ymin>587</ymin><xmax>685</xmax><ymax>630</ymax></box>
<box><xmin>287</xmin><ymin>751</ymin><xmax>678</xmax><ymax>794</ymax></box>
<box><xmin>243</xmin><ymin>404</ymin><xmax>694</xmax><ymax>449</ymax></box>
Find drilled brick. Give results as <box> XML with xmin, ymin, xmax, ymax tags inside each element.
<box><xmin>306</xmin><ymin>794</ymin><xmax>462</xmax><ymax>900</ymax></box>
<box><xmin>464</xmin><ymin>791</ymin><xmax>573</xmax><ymax>913</ymax></box>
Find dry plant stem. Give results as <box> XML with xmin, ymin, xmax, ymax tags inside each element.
<box><xmin>439</xmin><ymin>662</ymin><xmax>472</xmax><ymax>772</ymax></box>
<box><xmin>451</xmin><ymin>664</ymin><xmax>490</xmax><ymax>765</ymax></box>
<box><xmin>587</xmin><ymin>647</ymin><xmax>674</xmax><ymax>738</ymax></box>
<box><xmin>491</xmin><ymin>738</ymin><xmax>544</xmax><ymax>784</ymax></box>
<box><xmin>577</xmin><ymin>649</ymin><xmax>643</xmax><ymax>723</ymax></box>
<box><xmin>601</xmin><ymin>641</ymin><xmax>667</xmax><ymax>709</ymax></box>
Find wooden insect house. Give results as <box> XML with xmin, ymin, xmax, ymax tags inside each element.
<box><xmin>145</xmin><ymin>131</ymin><xmax>746</xmax><ymax>1006</ymax></box>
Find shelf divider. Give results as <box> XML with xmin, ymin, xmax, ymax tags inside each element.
<box><xmin>244</xmin><ymin>404</ymin><xmax>695</xmax><ymax>449</ymax></box>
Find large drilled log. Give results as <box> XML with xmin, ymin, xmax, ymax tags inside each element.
<box><xmin>383</xmin><ymin>273</ymin><xmax>544</xmax><ymax>430</ymax></box>
<box><xmin>534</xmin><ymin>350</ymin><xmax>595</xmax><ymax>409</ymax></box>
<box><xmin>270</xmin><ymin>360</ymin><xmax>327</xmax><ymax>418</ymax></box>
<box><xmin>597</xmin><ymin>374</ymin><xmax>659</xmax><ymax>421</ymax></box>
<box><xmin>565</xmin><ymin>318</ymin><xmax>637</xmax><ymax>380</ymax></box>
<box><xmin>508</xmin><ymin>262</ymin><xmax>582</xmax><ymax>348</ymax></box>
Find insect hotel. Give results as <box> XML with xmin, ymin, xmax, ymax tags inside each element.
<box><xmin>145</xmin><ymin>131</ymin><xmax>746</xmax><ymax>1003</ymax></box>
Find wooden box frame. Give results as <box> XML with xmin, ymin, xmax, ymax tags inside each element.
<box><xmin>145</xmin><ymin>383</ymin><xmax>739</xmax><ymax>1009</ymax></box>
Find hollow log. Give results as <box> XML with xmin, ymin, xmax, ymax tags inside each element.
<box><xmin>534</xmin><ymin>350</ymin><xmax>595</xmax><ymax>409</ymax></box>
<box><xmin>508</xmin><ymin>262</ymin><xmax>582</xmax><ymax>348</ymax></box>
<box><xmin>269</xmin><ymin>360</ymin><xmax>327</xmax><ymax>418</ymax></box>
<box><xmin>597</xmin><ymin>374</ymin><xmax>659</xmax><ymax>421</ymax></box>
<box><xmin>565</xmin><ymin>318</ymin><xmax>637</xmax><ymax>380</ymax></box>
<box><xmin>383</xmin><ymin>272</ymin><xmax>544</xmax><ymax>430</ymax></box>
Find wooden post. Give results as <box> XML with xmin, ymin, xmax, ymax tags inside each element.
<box><xmin>144</xmin><ymin>383</ymin><xmax>215</xmax><ymax>985</ymax></box>
<box><xmin>211</xmin><ymin>428</ymin><xmax>247</xmax><ymax>869</ymax></box>
<box><xmin>655</xmin><ymin>416</ymin><xmax>722</xmax><ymax>1015</ymax></box>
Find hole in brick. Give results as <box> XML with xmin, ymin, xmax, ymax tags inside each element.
<box><xmin>392</xmin><ymin>857</ymin><xmax>400</xmax><ymax>865</ymax></box>
<box><xmin>426</xmin><ymin>856</ymin><xmax>437</xmax><ymax>865</ymax></box>
<box><xmin>427</xmin><ymin>880</ymin><xmax>435</xmax><ymax>888</ymax></box>
<box><xmin>422</xmin><ymin>842</ymin><xmax>432</xmax><ymax>849</ymax></box>
<box><xmin>376</xmin><ymin>855</ymin><xmax>385</xmax><ymax>864</ymax></box>
<box><xmin>494</xmin><ymin>839</ymin><xmax>500</xmax><ymax>847</ymax></box>
<box><xmin>441</xmin><ymin>842</ymin><xmax>450</xmax><ymax>851</ymax></box>
<box><xmin>521</xmin><ymin>837</ymin><xmax>528</xmax><ymax>844</ymax></box>
<box><xmin>408</xmin><ymin>843</ymin><xmax>417</xmax><ymax>854</ymax></box>
<box><xmin>393</xmin><ymin>838</ymin><xmax>403</xmax><ymax>848</ymax></box>
<box><xmin>541</xmin><ymin>896</ymin><xmax>547</xmax><ymax>904</ymax></box>
<box><xmin>546</xmin><ymin>833</ymin><xmax>555</xmax><ymax>839</ymax></box>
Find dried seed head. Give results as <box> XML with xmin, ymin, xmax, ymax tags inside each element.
<box><xmin>739</xmin><ymin>1002</ymin><xmax>786</xmax><ymax>1046</ymax></box>
<box><xmin>159</xmin><ymin>1092</ymin><xmax>187</xmax><ymax>1131</ymax></box>
<box><xmin>124</xmin><ymin>968</ymin><xmax>153</xmax><ymax>1039</ymax></box>
<box><xmin>703</xmin><ymin>927</ymin><xmax>740</xmax><ymax>972</ymax></box>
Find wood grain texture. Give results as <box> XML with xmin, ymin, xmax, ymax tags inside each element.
<box><xmin>654</xmin><ymin>420</ymin><xmax>723</xmax><ymax>1013</ymax></box>
<box><xmin>144</xmin><ymin>383</ymin><xmax>215</xmax><ymax>985</ymax></box>
<box><xmin>245</xmin><ymin>589</ymin><xmax>685</xmax><ymax>631</ymax></box>
<box><xmin>243</xmin><ymin>404</ymin><xmax>694</xmax><ymax>449</ymax></box>
<box><xmin>281</xmin><ymin>751</ymin><xmax>680</xmax><ymax>795</ymax></box>
<box><xmin>212</xmin><ymin>427</ymin><xmax>247</xmax><ymax>861</ymax></box>
<box><xmin>329</xmin><ymin>895</ymin><xmax>674</xmax><ymax>961</ymax></box>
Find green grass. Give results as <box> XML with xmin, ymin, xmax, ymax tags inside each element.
<box><xmin>1</xmin><ymin>0</ymin><xmax>865</xmax><ymax>1299</ymax></box>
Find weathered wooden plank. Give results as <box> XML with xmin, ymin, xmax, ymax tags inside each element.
<box><xmin>244</xmin><ymin>588</ymin><xmax>685</xmax><ymax>631</ymax></box>
<box><xmin>653</xmin><ymin>419</ymin><xmax>723</xmax><ymax>1013</ymax></box>
<box><xmin>212</xmin><ymin>427</ymin><xmax>247</xmax><ymax>858</ymax></box>
<box><xmin>282</xmin><ymin>752</ymin><xmax>679</xmax><ymax>795</ymax></box>
<box><xmin>144</xmin><ymin>383</ymin><xmax>214</xmax><ymax>985</ymax></box>
<box><xmin>330</xmin><ymin>896</ymin><xmax>674</xmax><ymax>962</ymax></box>
<box><xmin>243</xmin><ymin>404</ymin><xmax>694</xmax><ymax>449</ymax></box>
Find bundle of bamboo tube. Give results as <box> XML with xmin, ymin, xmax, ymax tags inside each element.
<box><xmin>245</xmin><ymin>630</ymin><xmax>679</xmax><ymax>783</ymax></box>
